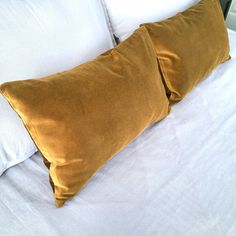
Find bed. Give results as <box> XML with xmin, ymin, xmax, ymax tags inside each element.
<box><xmin>0</xmin><ymin>28</ymin><xmax>235</xmax><ymax>236</ymax></box>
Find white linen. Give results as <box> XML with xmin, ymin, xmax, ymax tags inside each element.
<box><xmin>0</xmin><ymin>0</ymin><xmax>114</xmax><ymax>175</ymax></box>
<box><xmin>103</xmin><ymin>0</ymin><xmax>199</xmax><ymax>41</ymax></box>
<box><xmin>0</xmin><ymin>98</ymin><xmax>37</xmax><ymax>175</ymax></box>
<box><xmin>0</xmin><ymin>29</ymin><xmax>235</xmax><ymax>236</ymax></box>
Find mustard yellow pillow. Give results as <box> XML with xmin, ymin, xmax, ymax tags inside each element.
<box><xmin>142</xmin><ymin>0</ymin><xmax>230</xmax><ymax>103</ymax></box>
<box><xmin>0</xmin><ymin>27</ymin><xmax>170</xmax><ymax>207</ymax></box>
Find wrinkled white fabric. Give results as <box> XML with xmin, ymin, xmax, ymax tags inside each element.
<box><xmin>0</xmin><ymin>29</ymin><xmax>235</xmax><ymax>236</ymax></box>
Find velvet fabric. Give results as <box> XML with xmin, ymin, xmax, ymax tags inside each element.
<box><xmin>0</xmin><ymin>27</ymin><xmax>169</xmax><ymax>207</ymax></box>
<box><xmin>142</xmin><ymin>0</ymin><xmax>230</xmax><ymax>103</ymax></box>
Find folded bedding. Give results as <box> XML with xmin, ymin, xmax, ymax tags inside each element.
<box><xmin>0</xmin><ymin>0</ymin><xmax>114</xmax><ymax>175</ymax></box>
<box><xmin>0</xmin><ymin>28</ymin><xmax>235</xmax><ymax>236</ymax></box>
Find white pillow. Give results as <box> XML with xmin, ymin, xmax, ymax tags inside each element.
<box><xmin>0</xmin><ymin>96</ymin><xmax>38</xmax><ymax>174</ymax></box>
<box><xmin>0</xmin><ymin>0</ymin><xmax>114</xmax><ymax>175</ymax></box>
<box><xmin>103</xmin><ymin>0</ymin><xmax>199</xmax><ymax>41</ymax></box>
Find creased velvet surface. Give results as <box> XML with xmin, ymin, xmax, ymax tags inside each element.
<box><xmin>142</xmin><ymin>0</ymin><xmax>230</xmax><ymax>103</ymax></box>
<box><xmin>0</xmin><ymin>27</ymin><xmax>169</xmax><ymax>207</ymax></box>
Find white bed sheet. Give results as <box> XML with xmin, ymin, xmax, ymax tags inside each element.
<box><xmin>0</xmin><ymin>29</ymin><xmax>236</xmax><ymax>236</ymax></box>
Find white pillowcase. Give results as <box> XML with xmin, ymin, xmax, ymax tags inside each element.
<box><xmin>0</xmin><ymin>96</ymin><xmax>38</xmax><ymax>175</ymax></box>
<box><xmin>0</xmin><ymin>0</ymin><xmax>114</xmax><ymax>175</ymax></box>
<box><xmin>103</xmin><ymin>0</ymin><xmax>199</xmax><ymax>41</ymax></box>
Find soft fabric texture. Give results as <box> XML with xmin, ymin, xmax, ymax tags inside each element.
<box><xmin>0</xmin><ymin>97</ymin><xmax>37</xmax><ymax>176</ymax></box>
<box><xmin>0</xmin><ymin>28</ymin><xmax>235</xmax><ymax>236</ymax></box>
<box><xmin>0</xmin><ymin>27</ymin><xmax>170</xmax><ymax>207</ymax></box>
<box><xmin>0</xmin><ymin>0</ymin><xmax>114</xmax><ymax>175</ymax></box>
<box><xmin>103</xmin><ymin>0</ymin><xmax>198</xmax><ymax>41</ymax></box>
<box><xmin>142</xmin><ymin>0</ymin><xmax>230</xmax><ymax>103</ymax></box>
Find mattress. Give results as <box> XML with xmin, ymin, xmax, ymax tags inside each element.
<box><xmin>0</xmin><ymin>29</ymin><xmax>236</xmax><ymax>236</ymax></box>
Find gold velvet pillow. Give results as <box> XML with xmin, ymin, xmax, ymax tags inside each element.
<box><xmin>0</xmin><ymin>27</ymin><xmax>170</xmax><ymax>207</ymax></box>
<box><xmin>141</xmin><ymin>0</ymin><xmax>230</xmax><ymax>103</ymax></box>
